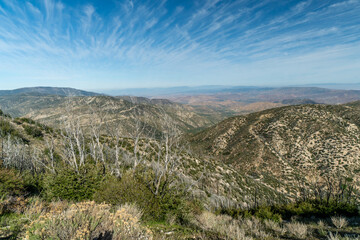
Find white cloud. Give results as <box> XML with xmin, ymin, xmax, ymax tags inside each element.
<box><xmin>26</xmin><ymin>2</ymin><xmax>41</xmax><ymax>15</ymax></box>
<box><xmin>330</xmin><ymin>0</ymin><xmax>359</xmax><ymax>8</ymax></box>
<box><xmin>0</xmin><ymin>0</ymin><xmax>359</xmax><ymax>89</ymax></box>
<box><xmin>84</xmin><ymin>4</ymin><xmax>95</xmax><ymax>18</ymax></box>
<box><xmin>0</xmin><ymin>5</ymin><xmax>6</xmax><ymax>15</ymax></box>
<box><xmin>44</xmin><ymin>0</ymin><xmax>55</xmax><ymax>20</ymax></box>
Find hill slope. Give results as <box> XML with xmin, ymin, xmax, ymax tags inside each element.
<box><xmin>191</xmin><ymin>103</ymin><xmax>360</xmax><ymax>201</ymax></box>
<box><xmin>0</xmin><ymin>94</ymin><xmax>217</xmax><ymax>134</ymax></box>
<box><xmin>0</xmin><ymin>110</ymin><xmax>275</xmax><ymax>209</ymax></box>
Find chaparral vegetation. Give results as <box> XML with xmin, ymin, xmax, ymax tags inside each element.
<box><xmin>1</xmin><ymin>96</ymin><xmax>360</xmax><ymax>239</ymax></box>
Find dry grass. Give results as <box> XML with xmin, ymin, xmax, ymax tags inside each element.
<box><xmin>196</xmin><ymin>212</ymin><xmax>323</xmax><ymax>240</ymax></box>
<box><xmin>24</xmin><ymin>197</ymin><xmax>67</xmax><ymax>219</ymax></box>
<box><xmin>318</xmin><ymin>220</ymin><xmax>326</xmax><ymax>229</ymax></box>
<box><xmin>0</xmin><ymin>196</ymin><xmax>27</xmax><ymax>215</ymax></box>
<box><xmin>240</xmin><ymin>217</ymin><xmax>270</xmax><ymax>239</ymax></box>
<box><xmin>264</xmin><ymin>219</ymin><xmax>286</xmax><ymax>236</ymax></box>
<box><xmin>331</xmin><ymin>216</ymin><xmax>348</xmax><ymax>229</ymax></box>
<box><xmin>23</xmin><ymin>201</ymin><xmax>152</xmax><ymax>240</ymax></box>
<box><xmin>327</xmin><ymin>232</ymin><xmax>360</xmax><ymax>240</ymax></box>
<box><xmin>285</xmin><ymin>222</ymin><xmax>308</xmax><ymax>239</ymax></box>
<box><xmin>2</xmin><ymin>196</ymin><xmax>358</xmax><ymax>240</ymax></box>
<box><xmin>317</xmin><ymin>219</ymin><xmax>328</xmax><ymax>236</ymax></box>
<box><xmin>120</xmin><ymin>203</ymin><xmax>144</xmax><ymax>221</ymax></box>
<box><xmin>196</xmin><ymin>211</ymin><xmax>253</xmax><ymax>240</ymax></box>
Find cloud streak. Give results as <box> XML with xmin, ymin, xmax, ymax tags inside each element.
<box><xmin>0</xmin><ymin>0</ymin><xmax>359</xmax><ymax>89</ymax></box>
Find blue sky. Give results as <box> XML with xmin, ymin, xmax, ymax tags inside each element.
<box><xmin>0</xmin><ymin>0</ymin><xmax>360</xmax><ymax>90</ymax></box>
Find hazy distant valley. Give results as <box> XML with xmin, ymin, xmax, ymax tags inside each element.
<box><xmin>163</xmin><ymin>87</ymin><xmax>360</xmax><ymax>117</ymax></box>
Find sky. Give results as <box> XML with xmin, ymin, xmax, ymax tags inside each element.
<box><xmin>0</xmin><ymin>0</ymin><xmax>360</xmax><ymax>90</ymax></box>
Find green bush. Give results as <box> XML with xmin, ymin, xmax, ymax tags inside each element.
<box><xmin>94</xmin><ymin>172</ymin><xmax>160</xmax><ymax>220</ymax></box>
<box><xmin>94</xmin><ymin>170</ymin><xmax>199</xmax><ymax>224</ymax></box>
<box><xmin>0</xmin><ymin>119</ymin><xmax>18</xmax><ymax>137</ymax></box>
<box><xmin>0</xmin><ymin>168</ymin><xmax>25</xmax><ymax>197</ymax></box>
<box><xmin>14</xmin><ymin>117</ymin><xmax>54</xmax><ymax>134</ymax></box>
<box><xmin>274</xmin><ymin>199</ymin><xmax>359</xmax><ymax>218</ymax></box>
<box><xmin>0</xmin><ymin>119</ymin><xmax>29</xmax><ymax>143</ymax></box>
<box><xmin>21</xmin><ymin>171</ymin><xmax>43</xmax><ymax>196</ymax></box>
<box><xmin>19</xmin><ymin>118</ymin><xmax>36</xmax><ymax>125</ymax></box>
<box><xmin>42</xmin><ymin>164</ymin><xmax>103</xmax><ymax>201</ymax></box>
<box><xmin>219</xmin><ymin>199</ymin><xmax>359</xmax><ymax>221</ymax></box>
<box><xmin>23</xmin><ymin>125</ymin><xmax>43</xmax><ymax>138</ymax></box>
<box><xmin>255</xmin><ymin>206</ymin><xmax>282</xmax><ymax>222</ymax></box>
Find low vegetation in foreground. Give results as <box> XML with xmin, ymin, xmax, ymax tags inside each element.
<box><xmin>1</xmin><ymin>175</ymin><xmax>360</xmax><ymax>240</ymax></box>
<box><xmin>1</xmin><ymin>156</ymin><xmax>360</xmax><ymax>239</ymax></box>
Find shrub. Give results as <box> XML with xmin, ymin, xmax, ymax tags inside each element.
<box><xmin>21</xmin><ymin>171</ymin><xmax>43</xmax><ymax>196</ymax></box>
<box><xmin>42</xmin><ymin>165</ymin><xmax>103</xmax><ymax>201</ymax></box>
<box><xmin>318</xmin><ymin>220</ymin><xmax>327</xmax><ymax>236</ymax></box>
<box><xmin>331</xmin><ymin>216</ymin><xmax>348</xmax><ymax>229</ymax></box>
<box><xmin>0</xmin><ymin>196</ymin><xmax>28</xmax><ymax>215</ymax></box>
<box><xmin>285</xmin><ymin>222</ymin><xmax>308</xmax><ymax>239</ymax></box>
<box><xmin>327</xmin><ymin>232</ymin><xmax>360</xmax><ymax>240</ymax></box>
<box><xmin>94</xmin><ymin>170</ymin><xmax>199</xmax><ymax>223</ymax></box>
<box><xmin>0</xmin><ymin>119</ymin><xmax>29</xmax><ymax>143</ymax></box>
<box><xmin>23</xmin><ymin>125</ymin><xmax>43</xmax><ymax>138</ymax></box>
<box><xmin>218</xmin><ymin>199</ymin><xmax>359</xmax><ymax>225</ymax></box>
<box><xmin>264</xmin><ymin>219</ymin><xmax>286</xmax><ymax>235</ymax></box>
<box><xmin>0</xmin><ymin>119</ymin><xmax>18</xmax><ymax>137</ymax></box>
<box><xmin>254</xmin><ymin>206</ymin><xmax>282</xmax><ymax>222</ymax></box>
<box><xmin>276</xmin><ymin>200</ymin><xmax>359</xmax><ymax>218</ymax></box>
<box><xmin>25</xmin><ymin>201</ymin><xmax>153</xmax><ymax>240</ymax></box>
<box><xmin>0</xmin><ymin>168</ymin><xmax>25</xmax><ymax>198</ymax></box>
<box><xmin>328</xmin><ymin>232</ymin><xmax>340</xmax><ymax>240</ymax></box>
<box><xmin>94</xmin><ymin>172</ymin><xmax>160</xmax><ymax>220</ymax></box>
<box><xmin>23</xmin><ymin>118</ymin><xmax>35</xmax><ymax>124</ymax></box>
<box><xmin>196</xmin><ymin>211</ymin><xmax>252</xmax><ymax>240</ymax></box>
<box><xmin>23</xmin><ymin>197</ymin><xmax>50</xmax><ymax>219</ymax></box>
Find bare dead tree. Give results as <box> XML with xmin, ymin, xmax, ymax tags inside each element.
<box><xmin>2</xmin><ymin>136</ymin><xmax>32</xmax><ymax>171</ymax></box>
<box><xmin>44</xmin><ymin>136</ymin><xmax>56</xmax><ymax>173</ymax></box>
<box><xmin>104</xmin><ymin>99</ymin><xmax>127</xmax><ymax>177</ymax></box>
<box><xmin>88</xmin><ymin>103</ymin><xmax>108</xmax><ymax>172</ymax></box>
<box><xmin>30</xmin><ymin>146</ymin><xmax>56</xmax><ymax>173</ymax></box>
<box><xmin>127</xmin><ymin>98</ymin><xmax>148</xmax><ymax>171</ymax></box>
<box><xmin>148</xmin><ymin>111</ymin><xmax>185</xmax><ymax>197</ymax></box>
<box><xmin>59</xmin><ymin>98</ymin><xmax>87</xmax><ymax>173</ymax></box>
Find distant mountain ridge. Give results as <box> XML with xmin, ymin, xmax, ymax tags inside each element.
<box><xmin>0</xmin><ymin>94</ymin><xmax>218</xmax><ymax>134</ymax></box>
<box><xmin>102</xmin><ymin>85</ymin><xmax>261</xmax><ymax>97</ymax></box>
<box><xmin>164</xmin><ymin>87</ymin><xmax>360</xmax><ymax>117</ymax></box>
<box><xmin>167</xmin><ymin>87</ymin><xmax>360</xmax><ymax>105</ymax></box>
<box><xmin>0</xmin><ymin>87</ymin><xmax>101</xmax><ymax>97</ymax></box>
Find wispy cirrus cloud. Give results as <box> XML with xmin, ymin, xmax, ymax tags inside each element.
<box><xmin>0</xmin><ymin>0</ymin><xmax>359</xmax><ymax>89</ymax></box>
<box><xmin>26</xmin><ymin>2</ymin><xmax>41</xmax><ymax>15</ymax></box>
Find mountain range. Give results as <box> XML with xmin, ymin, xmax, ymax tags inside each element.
<box><xmin>1</xmin><ymin>86</ymin><xmax>360</xmax><ymax>207</ymax></box>
<box><xmin>0</xmin><ymin>87</ymin><xmax>100</xmax><ymax>97</ymax></box>
<box><xmin>0</xmin><ymin>93</ymin><xmax>218</xmax><ymax>134</ymax></box>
